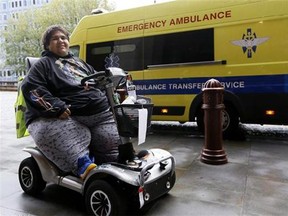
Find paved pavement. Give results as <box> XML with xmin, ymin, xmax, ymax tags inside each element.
<box><xmin>1</xmin><ymin>91</ymin><xmax>288</xmax><ymax>216</ymax></box>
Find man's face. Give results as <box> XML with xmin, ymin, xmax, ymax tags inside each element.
<box><xmin>48</xmin><ymin>30</ymin><xmax>69</xmax><ymax>57</ymax></box>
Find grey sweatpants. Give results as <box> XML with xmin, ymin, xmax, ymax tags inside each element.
<box><xmin>28</xmin><ymin>109</ymin><xmax>120</xmax><ymax>174</ymax></box>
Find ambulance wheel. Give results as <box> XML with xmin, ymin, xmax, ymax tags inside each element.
<box><xmin>18</xmin><ymin>157</ymin><xmax>46</xmax><ymax>195</ymax></box>
<box><xmin>196</xmin><ymin>109</ymin><xmax>204</xmax><ymax>133</ymax></box>
<box><xmin>222</xmin><ymin>104</ymin><xmax>240</xmax><ymax>138</ymax></box>
<box><xmin>85</xmin><ymin>180</ymin><xmax>126</xmax><ymax>216</ymax></box>
<box><xmin>196</xmin><ymin>104</ymin><xmax>239</xmax><ymax>138</ymax></box>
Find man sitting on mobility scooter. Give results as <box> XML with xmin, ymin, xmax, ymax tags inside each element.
<box><xmin>18</xmin><ymin>25</ymin><xmax>176</xmax><ymax>216</ymax></box>
<box><xmin>21</xmin><ymin>25</ymin><xmax>141</xmax><ymax>180</ymax></box>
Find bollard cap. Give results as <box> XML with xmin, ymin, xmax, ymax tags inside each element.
<box><xmin>202</xmin><ymin>78</ymin><xmax>224</xmax><ymax>90</ymax></box>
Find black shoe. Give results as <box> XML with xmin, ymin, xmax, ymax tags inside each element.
<box><xmin>137</xmin><ymin>150</ymin><xmax>150</xmax><ymax>159</ymax></box>
<box><xmin>118</xmin><ymin>143</ymin><xmax>150</xmax><ymax>165</ymax></box>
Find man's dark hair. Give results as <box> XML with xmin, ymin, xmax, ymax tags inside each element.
<box><xmin>41</xmin><ymin>25</ymin><xmax>69</xmax><ymax>50</ymax></box>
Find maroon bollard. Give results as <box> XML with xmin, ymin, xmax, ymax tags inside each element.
<box><xmin>200</xmin><ymin>79</ymin><xmax>228</xmax><ymax>165</ymax></box>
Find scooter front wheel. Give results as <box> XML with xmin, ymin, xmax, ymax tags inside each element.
<box><xmin>85</xmin><ymin>180</ymin><xmax>126</xmax><ymax>216</ymax></box>
<box><xmin>18</xmin><ymin>157</ymin><xmax>46</xmax><ymax>195</ymax></box>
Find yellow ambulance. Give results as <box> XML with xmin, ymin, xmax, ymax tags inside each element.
<box><xmin>69</xmin><ymin>0</ymin><xmax>288</xmax><ymax>137</ymax></box>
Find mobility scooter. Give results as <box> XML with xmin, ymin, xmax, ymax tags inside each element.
<box><xmin>18</xmin><ymin>57</ymin><xmax>176</xmax><ymax>215</ymax></box>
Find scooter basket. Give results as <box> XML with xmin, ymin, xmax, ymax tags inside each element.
<box><xmin>114</xmin><ymin>102</ymin><xmax>153</xmax><ymax>137</ymax></box>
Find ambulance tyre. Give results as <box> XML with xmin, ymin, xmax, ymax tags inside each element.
<box><xmin>196</xmin><ymin>109</ymin><xmax>204</xmax><ymax>134</ymax></box>
<box><xmin>196</xmin><ymin>103</ymin><xmax>239</xmax><ymax>138</ymax></box>
<box><xmin>222</xmin><ymin>104</ymin><xmax>240</xmax><ymax>138</ymax></box>
<box><xmin>85</xmin><ymin>180</ymin><xmax>126</xmax><ymax>216</ymax></box>
<box><xmin>18</xmin><ymin>157</ymin><xmax>46</xmax><ymax>195</ymax></box>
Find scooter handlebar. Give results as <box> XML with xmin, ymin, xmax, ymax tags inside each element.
<box><xmin>80</xmin><ymin>71</ymin><xmax>108</xmax><ymax>86</ymax></box>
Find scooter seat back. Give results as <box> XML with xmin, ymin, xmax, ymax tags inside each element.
<box><xmin>25</xmin><ymin>57</ymin><xmax>40</xmax><ymax>71</ymax></box>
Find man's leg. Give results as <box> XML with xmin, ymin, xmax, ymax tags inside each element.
<box><xmin>28</xmin><ymin>117</ymin><xmax>91</xmax><ymax>174</ymax></box>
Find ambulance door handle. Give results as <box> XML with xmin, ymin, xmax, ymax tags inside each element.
<box><xmin>147</xmin><ymin>60</ymin><xmax>227</xmax><ymax>69</ymax></box>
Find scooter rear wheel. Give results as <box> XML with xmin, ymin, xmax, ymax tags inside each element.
<box><xmin>18</xmin><ymin>157</ymin><xmax>46</xmax><ymax>195</ymax></box>
<box><xmin>85</xmin><ymin>180</ymin><xmax>126</xmax><ymax>216</ymax></box>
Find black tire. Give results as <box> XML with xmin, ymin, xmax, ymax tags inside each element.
<box><xmin>222</xmin><ymin>104</ymin><xmax>240</xmax><ymax>139</ymax></box>
<box><xmin>85</xmin><ymin>180</ymin><xmax>126</xmax><ymax>216</ymax></box>
<box><xmin>18</xmin><ymin>157</ymin><xmax>46</xmax><ymax>195</ymax></box>
<box><xmin>196</xmin><ymin>104</ymin><xmax>239</xmax><ymax>138</ymax></box>
<box><xmin>196</xmin><ymin>108</ymin><xmax>204</xmax><ymax>133</ymax></box>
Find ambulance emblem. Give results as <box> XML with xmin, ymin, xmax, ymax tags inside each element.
<box><xmin>105</xmin><ymin>53</ymin><xmax>120</xmax><ymax>68</ymax></box>
<box><xmin>231</xmin><ymin>28</ymin><xmax>269</xmax><ymax>58</ymax></box>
